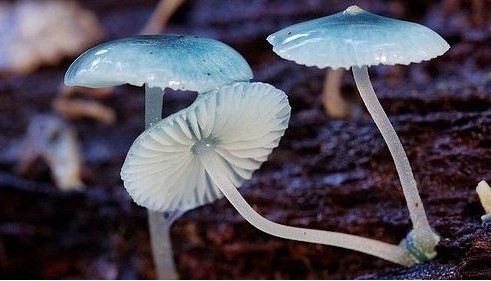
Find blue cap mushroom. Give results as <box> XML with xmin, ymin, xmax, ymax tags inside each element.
<box><xmin>64</xmin><ymin>34</ymin><xmax>253</xmax><ymax>279</ymax></box>
<box><xmin>268</xmin><ymin>5</ymin><xmax>449</xmax><ymax>265</ymax></box>
<box><xmin>65</xmin><ymin>34</ymin><xmax>253</xmax><ymax>127</ymax></box>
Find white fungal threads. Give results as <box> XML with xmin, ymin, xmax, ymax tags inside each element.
<box><xmin>400</xmin><ymin>229</ymin><xmax>439</xmax><ymax>264</ymax></box>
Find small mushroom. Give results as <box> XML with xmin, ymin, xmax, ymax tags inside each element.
<box><xmin>0</xmin><ymin>0</ymin><xmax>103</xmax><ymax>74</ymax></box>
<box><xmin>122</xmin><ymin>82</ymin><xmax>412</xmax><ymax>266</ymax></box>
<box><xmin>268</xmin><ymin>5</ymin><xmax>450</xmax><ymax>265</ymax></box>
<box><xmin>18</xmin><ymin>114</ymin><xmax>84</xmax><ymax>191</ymax></box>
<box><xmin>476</xmin><ymin>180</ymin><xmax>491</xmax><ymax>225</ymax></box>
<box><xmin>65</xmin><ymin>34</ymin><xmax>253</xmax><ymax>279</ymax></box>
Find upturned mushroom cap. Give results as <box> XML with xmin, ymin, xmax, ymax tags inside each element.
<box><xmin>120</xmin><ymin>82</ymin><xmax>291</xmax><ymax>212</ymax></box>
<box><xmin>64</xmin><ymin>35</ymin><xmax>253</xmax><ymax>92</ymax></box>
<box><xmin>267</xmin><ymin>5</ymin><xmax>450</xmax><ymax>69</ymax></box>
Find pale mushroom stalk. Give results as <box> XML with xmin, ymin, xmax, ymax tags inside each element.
<box><xmin>147</xmin><ymin>210</ymin><xmax>180</xmax><ymax>279</ymax></box>
<box><xmin>352</xmin><ymin>66</ymin><xmax>431</xmax><ymax>233</ymax></box>
<box><xmin>145</xmin><ymin>84</ymin><xmax>177</xmax><ymax>279</ymax></box>
<box><xmin>145</xmin><ymin>84</ymin><xmax>165</xmax><ymax>128</ymax></box>
<box><xmin>323</xmin><ymin>68</ymin><xmax>350</xmax><ymax>118</ymax></box>
<box><xmin>140</xmin><ymin>0</ymin><xmax>186</xmax><ymax>35</ymax></box>
<box><xmin>197</xmin><ymin>150</ymin><xmax>410</xmax><ymax>265</ymax></box>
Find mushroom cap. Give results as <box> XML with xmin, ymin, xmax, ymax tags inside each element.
<box><xmin>64</xmin><ymin>35</ymin><xmax>253</xmax><ymax>92</ymax></box>
<box><xmin>120</xmin><ymin>82</ymin><xmax>291</xmax><ymax>213</ymax></box>
<box><xmin>267</xmin><ymin>5</ymin><xmax>450</xmax><ymax>69</ymax></box>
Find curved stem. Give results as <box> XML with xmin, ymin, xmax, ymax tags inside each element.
<box><xmin>198</xmin><ymin>151</ymin><xmax>410</xmax><ymax>266</ymax></box>
<box><xmin>140</xmin><ymin>0</ymin><xmax>186</xmax><ymax>35</ymax></box>
<box><xmin>145</xmin><ymin>84</ymin><xmax>178</xmax><ymax>279</ymax></box>
<box><xmin>351</xmin><ymin>66</ymin><xmax>434</xmax><ymax>237</ymax></box>
<box><xmin>148</xmin><ymin>211</ymin><xmax>178</xmax><ymax>279</ymax></box>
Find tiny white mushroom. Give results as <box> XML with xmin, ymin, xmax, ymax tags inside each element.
<box><xmin>18</xmin><ymin>114</ymin><xmax>84</xmax><ymax>191</ymax></box>
<box><xmin>476</xmin><ymin>180</ymin><xmax>491</xmax><ymax>224</ymax></box>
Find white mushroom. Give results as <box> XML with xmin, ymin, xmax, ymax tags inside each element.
<box><xmin>476</xmin><ymin>180</ymin><xmax>491</xmax><ymax>224</ymax></box>
<box><xmin>121</xmin><ymin>82</ymin><xmax>412</xmax><ymax>266</ymax></box>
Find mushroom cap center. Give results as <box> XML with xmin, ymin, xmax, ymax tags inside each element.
<box><xmin>345</xmin><ymin>5</ymin><xmax>364</xmax><ymax>15</ymax></box>
<box><xmin>191</xmin><ymin>136</ymin><xmax>219</xmax><ymax>155</ymax></box>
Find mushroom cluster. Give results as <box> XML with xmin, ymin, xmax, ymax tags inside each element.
<box><xmin>64</xmin><ymin>5</ymin><xmax>451</xmax><ymax>276</ymax></box>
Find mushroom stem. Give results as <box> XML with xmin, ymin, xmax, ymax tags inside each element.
<box><xmin>140</xmin><ymin>0</ymin><xmax>186</xmax><ymax>35</ymax></box>
<box><xmin>323</xmin><ymin>68</ymin><xmax>350</xmax><ymax>118</ymax></box>
<box><xmin>145</xmin><ymin>84</ymin><xmax>178</xmax><ymax>279</ymax></box>
<box><xmin>145</xmin><ymin>84</ymin><xmax>165</xmax><ymax>128</ymax></box>
<box><xmin>148</xmin><ymin>211</ymin><xmax>178</xmax><ymax>279</ymax></box>
<box><xmin>351</xmin><ymin>65</ymin><xmax>439</xmax><ymax>253</ymax></box>
<box><xmin>198</xmin><ymin>151</ymin><xmax>412</xmax><ymax>266</ymax></box>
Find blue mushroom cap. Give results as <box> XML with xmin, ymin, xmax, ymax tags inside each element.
<box><xmin>267</xmin><ymin>5</ymin><xmax>450</xmax><ymax>69</ymax></box>
<box><xmin>64</xmin><ymin>35</ymin><xmax>253</xmax><ymax>92</ymax></box>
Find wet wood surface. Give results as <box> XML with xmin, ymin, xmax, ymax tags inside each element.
<box><xmin>0</xmin><ymin>0</ymin><xmax>490</xmax><ymax>279</ymax></box>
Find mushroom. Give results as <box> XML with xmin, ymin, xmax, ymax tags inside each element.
<box><xmin>121</xmin><ymin>81</ymin><xmax>289</xmax><ymax>219</ymax></box>
<box><xmin>476</xmin><ymin>180</ymin><xmax>491</xmax><ymax>225</ymax></box>
<box><xmin>121</xmin><ymin>81</ymin><xmax>413</xmax><ymax>266</ymax></box>
<box><xmin>64</xmin><ymin>34</ymin><xmax>253</xmax><ymax>279</ymax></box>
<box><xmin>267</xmin><ymin>5</ymin><xmax>450</xmax><ymax>264</ymax></box>
<box><xmin>18</xmin><ymin>114</ymin><xmax>84</xmax><ymax>191</ymax></box>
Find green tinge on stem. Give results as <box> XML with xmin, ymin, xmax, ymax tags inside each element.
<box><xmin>198</xmin><ymin>151</ymin><xmax>411</xmax><ymax>266</ymax></box>
<box><xmin>352</xmin><ymin>65</ymin><xmax>439</xmax><ymax>261</ymax></box>
<box><xmin>144</xmin><ymin>84</ymin><xmax>178</xmax><ymax>279</ymax></box>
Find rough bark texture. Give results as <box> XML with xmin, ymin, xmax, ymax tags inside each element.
<box><xmin>0</xmin><ymin>0</ymin><xmax>490</xmax><ymax>279</ymax></box>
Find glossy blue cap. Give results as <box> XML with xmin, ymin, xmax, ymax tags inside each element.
<box><xmin>267</xmin><ymin>5</ymin><xmax>450</xmax><ymax>69</ymax></box>
<box><xmin>65</xmin><ymin>35</ymin><xmax>253</xmax><ymax>92</ymax></box>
